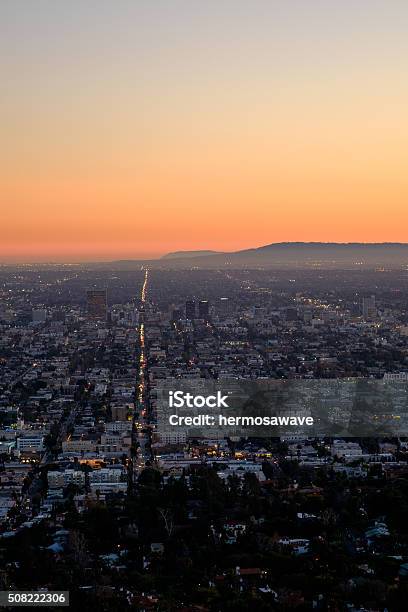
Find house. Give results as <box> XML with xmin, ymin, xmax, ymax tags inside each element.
<box><xmin>278</xmin><ymin>538</ymin><xmax>310</xmax><ymax>555</ymax></box>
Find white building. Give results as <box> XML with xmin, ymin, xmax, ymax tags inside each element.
<box><xmin>16</xmin><ymin>435</ymin><xmax>44</xmax><ymax>453</ymax></box>
<box><xmin>331</xmin><ymin>440</ymin><xmax>362</xmax><ymax>459</ymax></box>
<box><xmin>105</xmin><ymin>421</ymin><xmax>132</xmax><ymax>434</ymax></box>
<box><xmin>48</xmin><ymin>470</ymin><xmax>85</xmax><ymax>489</ymax></box>
<box><xmin>32</xmin><ymin>309</ymin><xmax>47</xmax><ymax>324</ymax></box>
<box><xmin>383</xmin><ymin>372</ymin><xmax>408</xmax><ymax>381</ymax></box>
<box><xmin>89</xmin><ymin>466</ymin><xmax>126</xmax><ymax>484</ymax></box>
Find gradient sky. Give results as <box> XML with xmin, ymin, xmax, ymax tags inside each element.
<box><xmin>1</xmin><ymin>1</ymin><xmax>408</xmax><ymax>262</ymax></box>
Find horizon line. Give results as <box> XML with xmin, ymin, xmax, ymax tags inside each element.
<box><xmin>2</xmin><ymin>241</ymin><xmax>408</xmax><ymax>266</ymax></box>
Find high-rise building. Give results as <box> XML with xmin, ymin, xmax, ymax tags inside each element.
<box><xmin>87</xmin><ymin>289</ymin><xmax>107</xmax><ymax>319</ymax></box>
<box><xmin>286</xmin><ymin>308</ymin><xmax>298</xmax><ymax>322</ymax></box>
<box><xmin>362</xmin><ymin>295</ymin><xmax>377</xmax><ymax>321</ymax></box>
<box><xmin>303</xmin><ymin>310</ymin><xmax>313</xmax><ymax>323</ymax></box>
<box><xmin>198</xmin><ymin>300</ymin><xmax>210</xmax><ymax>320</ymax></box>
<box><xmin>32</xmin><ymin>309</ymin><xmax>47</xmax><ymax>324</ymax></box>
<box><xmin>111</xmin><ymin>404</ymin><xmax>129</xmax><ymax>421</ymax></box>
<box><xmin>171</xmin><ymin>308</ymin><xmax>183</xmax><ymax>321</ymax></box>
<box><xmin>218</xmin><ymin>297</ymin><xmax>231</xmax><ymax>316</ymax></box>
<box><xmin>52</xmin><ymin>309</ymin><xmax>66</xmax><ymax>322</ymax></box>
<box><xmin>185</xmin><ymin>300</ymin><xmax>196</xmax><ymax>320</ymax></box>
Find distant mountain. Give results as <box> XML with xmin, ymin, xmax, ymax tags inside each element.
<box><xmin>79</xmin><ymin>242</ymin><xmax>408</xmax><ymax>270</ymax></box>
<box><xmin>149</xmin><ymin>242</ymin><xmax>408</xmax><ymax>269</ymax></box>
<box><xmin>161</xmin><ymin>250</ymin><xmax>223</xmax><ymax>259</ymax></box>
<box><xmin>5</xmin><ymin>243</ymin><xmax>408</xmax><ymax>269</ymax></box>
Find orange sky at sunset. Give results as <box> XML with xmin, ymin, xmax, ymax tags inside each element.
<box><xmin>1</xmin><ymin>1</ymin><xmax>408</xmax><ymax>262</ymax></box>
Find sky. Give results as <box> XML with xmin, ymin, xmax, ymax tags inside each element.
<box><xmin>1</xmin><ymin>0</ymin><xmax>408</xmax><ymax>262</ymax></box>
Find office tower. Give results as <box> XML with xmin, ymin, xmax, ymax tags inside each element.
<box><xmin>198</xmin><ymin>300</ymin><xmax>210</xmax><ymax>320</ymax></box>
<box><xmin>185</xmin><ymin>300</ymin><xmax>196</xmax><ymax>320</ymax></box>
<box><xmin>322</xmin><ymin>309</ymin><xmax>337</xmax><ymax>323</ymax></box>
<box><xmin>0</xmin><ymin>310</ymin><xmax>14</xmax><ymax>323</ymax></box>
<box><xmin>218</xmin><ymin>297</ymin><xmax>231</xmax><ymax>316</ymax></box>
<box><xmin>362</xmin><ymin>295</ymin><xmax>377</xmax><ymax>321</ymax></box>
<box><xmin>303</xmin><ymin>310</ymin><xmax>313</xmax><ymax>323</ymax></box>
<box><xmin>286</xmin><ymin>307</ymin><xmax>298</xmax><ymax>322</ymax></box>
<box><xmin>171</xmin><ymin>308</ymin><xmax>183</xmax><ymax>321</ymax></box>
<box><xmin>32</xmin><ymin>309</ymin><xmax>47</xmax><ymax>324</ymax></box>
<box><xmin>111</xmin><ymin>405</ymin><xmax>129</xmax><ymax>421</ymax></box>
<box><xmin>87</xmin><ymin>289</ymin><xmax>107</xmax><ymax>319</ymax></box>
<box><xmin>52</xmin><ymin>310</ymin><xmax>66</xmax><ymax>322</ymax></box>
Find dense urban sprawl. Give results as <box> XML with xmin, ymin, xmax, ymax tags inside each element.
<box><xmin>1</xmin><ymin>267</ymin><xmax>408</xmax><ymax>610</ymax></box>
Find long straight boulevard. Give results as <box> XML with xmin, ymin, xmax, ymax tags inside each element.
<box><xmin>130</xmin><ymin>268</ymin><xmax>152</xmax><ymax>485</ymax></box>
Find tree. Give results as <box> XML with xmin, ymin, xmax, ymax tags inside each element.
<box><xmin>158</xmin><ymin>507</ymin><xmax>174</xmax><ymax>537</ymax></box>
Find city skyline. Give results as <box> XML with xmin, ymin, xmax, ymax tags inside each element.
<box><xmin>2</xmin><ymin>4</ymin><xmax>408</xmax><ymax>605</ymax></box>
<box><xmin>2</xmin><ymin>1</ymin><xmax>408</xmax><ymax>262</ymax></box>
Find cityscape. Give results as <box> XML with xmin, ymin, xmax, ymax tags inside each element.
<box><xmin>1</xmin><ymin>260</ymin><xmax>408</xmax><ymax>609</ymax></box>
<box><xmin>2</xmin><ymin>1</ymin><xmax>408</xmax><ymax>610</ymax></box>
